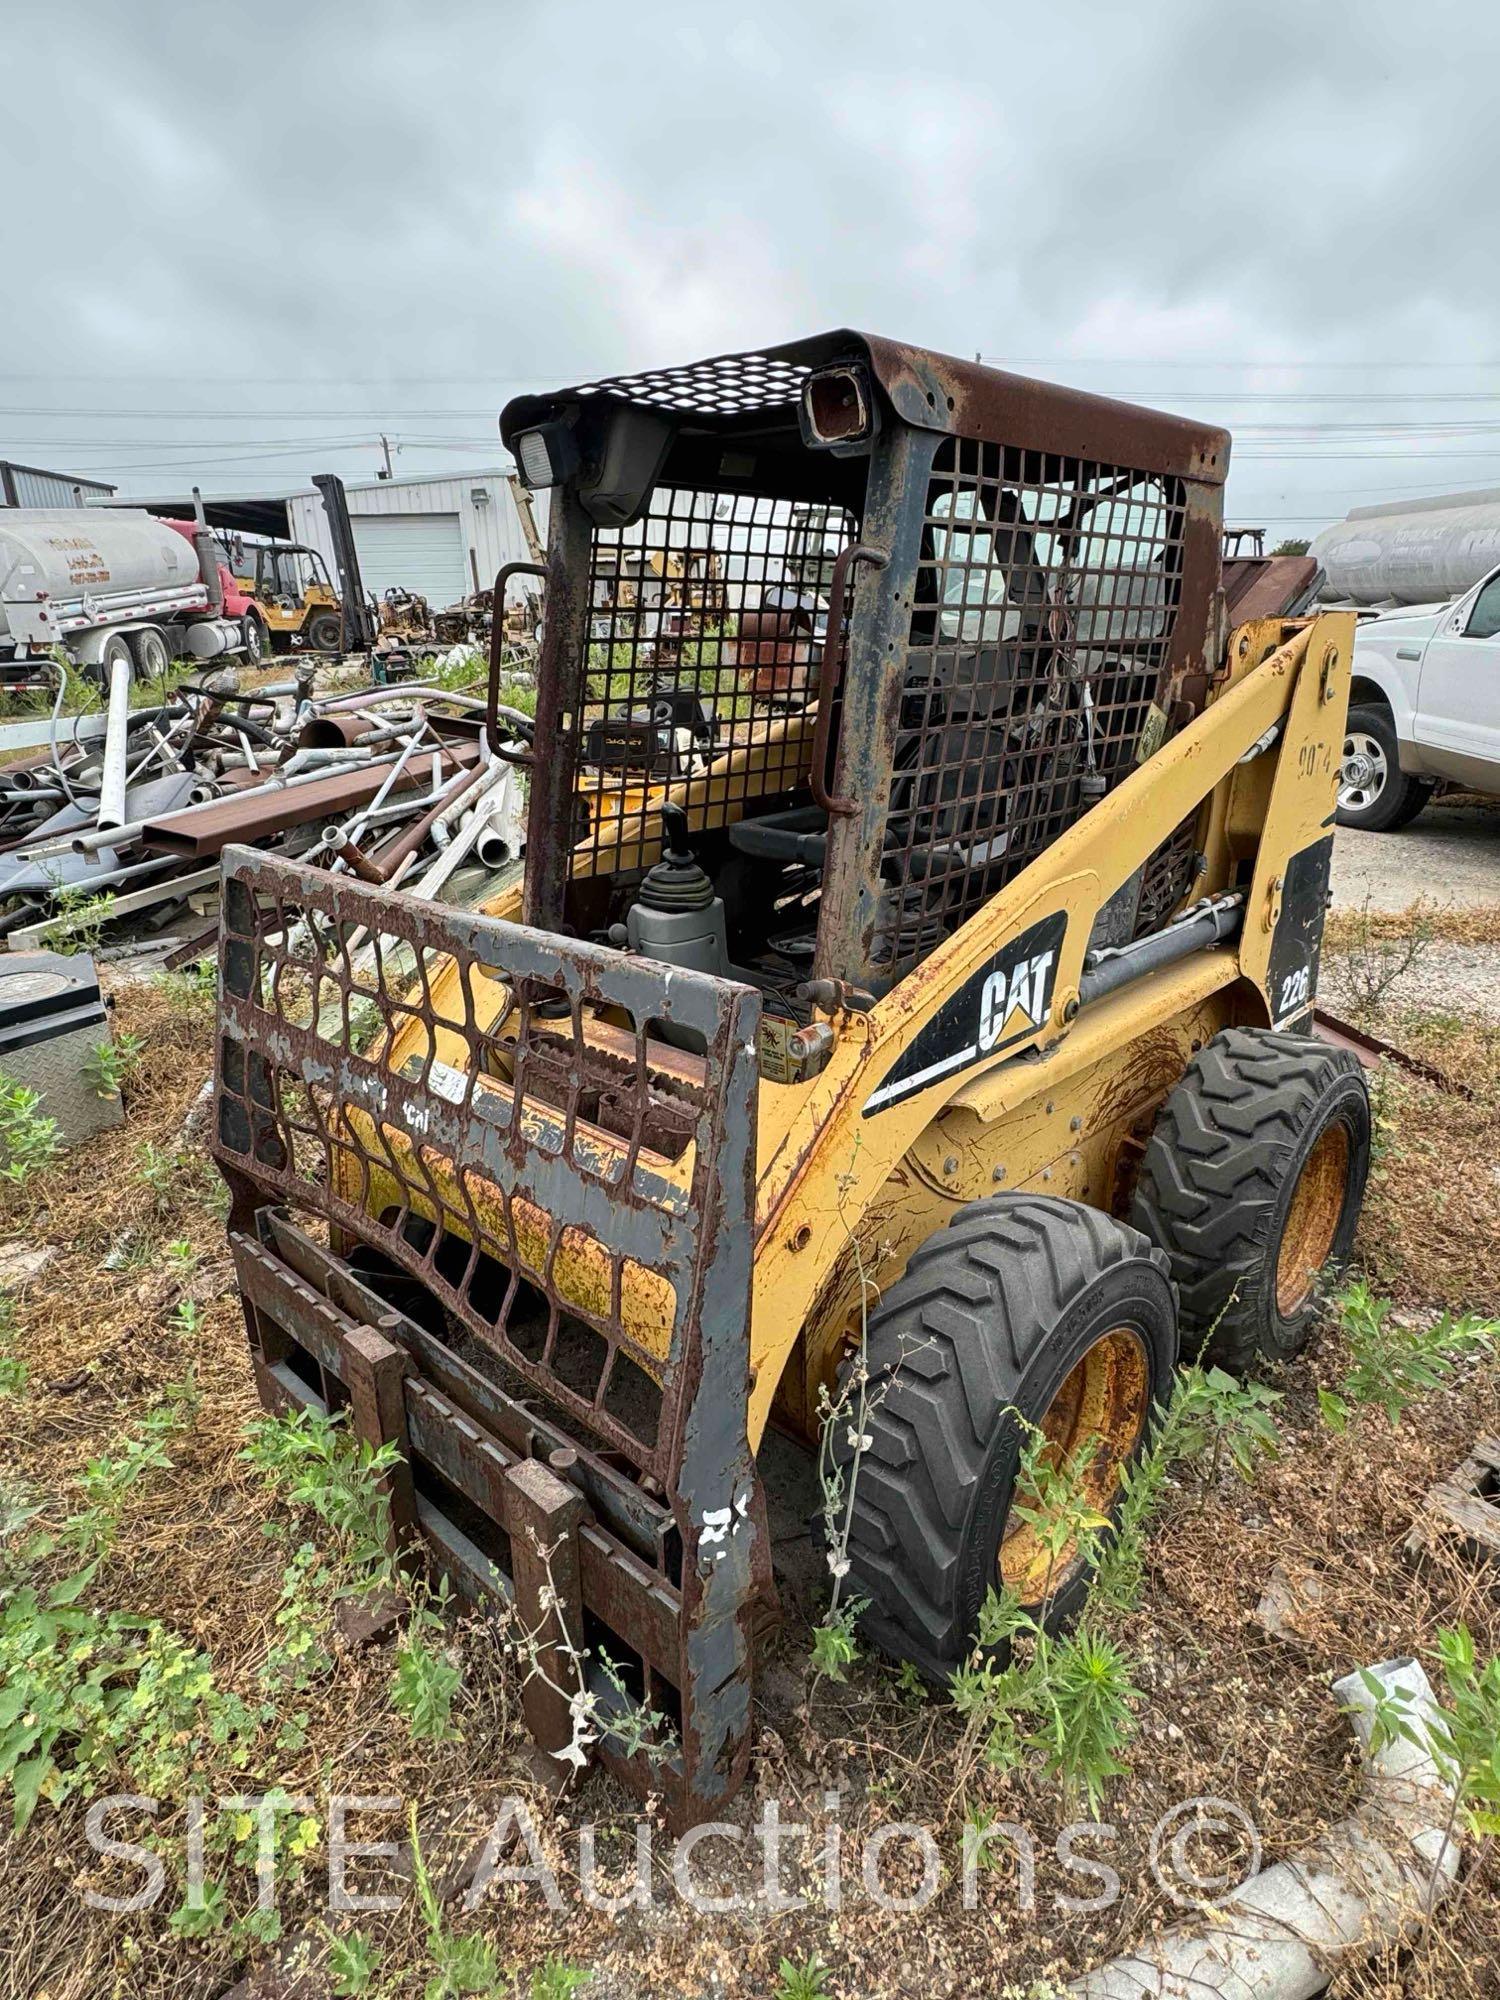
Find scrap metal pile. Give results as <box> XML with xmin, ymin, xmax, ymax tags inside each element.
<box><xmin>0</xmin><ymin>657</ymin><xmax>530</xmax><ymax>955</ymax></box>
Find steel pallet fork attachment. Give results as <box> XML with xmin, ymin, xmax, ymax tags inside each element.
<box><xmin>213</xmin><ymin>845</ymin><xmax>766</xmax><ymax>1826</ymax></box>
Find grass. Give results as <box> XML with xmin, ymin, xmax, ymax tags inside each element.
<box><xmin>1321</xmin><ymin>895</ymin><xmax>1438</xmax><ymax>1015</ymax></box>
<box><xmin>0</xmin><ymin>653</ymin><xmax>206</xmax><ymax>726</ymax></box>
<box><xmin>0</xmin><ymin>970</ymin><xmax>1497</xmax><ymax>1998</ymax></box>
<box><xmin>1323</xmin><ymin>898</ymin><xmax>1500</xmax><ymax>953</ymax></box>
<box><xmin>38</xmin><ymin>888</ymin><xmax>116</xmax><ymax>956</ymax></box>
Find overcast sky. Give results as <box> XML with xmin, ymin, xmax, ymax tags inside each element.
<box><xmin>4</xmin><ymin>0</ymin><xmax>1498</xmax><ymax>540</ymax></box>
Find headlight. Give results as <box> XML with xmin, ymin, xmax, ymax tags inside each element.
<box><xmin>514</xmin><ymin>421</ymin><xmax>579</xmax><ymax>489</ymax></box>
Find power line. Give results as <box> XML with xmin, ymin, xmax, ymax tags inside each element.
<box><xmin>982</xmin><ymin>356</ymin><xmax>1500</xmax><ymax>370</ymax></box>
<box><xmin>4</xmin><ymin>356</ymin><xmax>1500</xmax><ymax>382</ymax></box>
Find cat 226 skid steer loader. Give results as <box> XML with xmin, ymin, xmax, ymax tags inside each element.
<box><xmin>213</xmin><ymin>333</ymin><xmax>1369</xmax><ymax>1825</ymax></box>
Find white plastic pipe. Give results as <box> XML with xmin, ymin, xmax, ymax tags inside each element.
<box><xmin>473</xmin><ymin>817</ymin><xmax>517</xmax><ymax>871</ymax></box>
<box><xmin>430</xmin><ymin>758</ymin><xmax>506</xmax><ymax>850</ymax></box>
<box><xmin>1070</xmin><ymin>1656</ymin><xmax>1461</xmax><ymax>2000</ymax></box>
<box><xmin>411</xmin><ymin>786</ymin><xmax>506</xmax><ymax>901</ymax></box>
<box><xmin>97</xmin><ymin>656</ymin><xmax>132</xmax><ymax>831</ymax></box>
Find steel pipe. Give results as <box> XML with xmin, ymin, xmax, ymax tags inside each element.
<box><xmin>336</xmin><ymin>758</ymin><xmax>490</xmax><ymax>884</ymax></box>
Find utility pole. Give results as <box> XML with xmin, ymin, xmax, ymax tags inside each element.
<box><xmin>378</xmin><ymin>434</ymin><xmax>394</xmax><ymax>480</ymax></box>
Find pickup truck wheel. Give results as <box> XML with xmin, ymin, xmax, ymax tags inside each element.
<box><xmin>1131</xmin><ymin>1029</ymin><xmax>1370</xmax><ymax>1373</ymax></box>
<box><xmin>831</xmin><ymin>1195</ymin><xmax>1177</xmax><ymax>1678</ymax></box>
<box><xmin>1337</xmin><ymin>705</ymin><xmax>1435</xmax><ymax>831</ymax></box>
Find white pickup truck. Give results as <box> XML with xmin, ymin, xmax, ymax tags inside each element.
<box><xmin>1339</xmin><ymin>561</ymin><xmax>1500</xmax><ymax>829</ymax></box>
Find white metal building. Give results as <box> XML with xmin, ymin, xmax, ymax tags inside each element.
<box><xmin>1</xmin><ymin>459</ymin><xmax>116</xmax><ymax>508</ymax></box>
<box><xmin>285</xmin><ymin>468</ymin><xmax>546</xmax><ymax>608</ymax></box>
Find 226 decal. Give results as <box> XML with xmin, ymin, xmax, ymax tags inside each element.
<box><xmin>863</xmin><ymin>912</ymin><xmax>1067</xmax><ymax>1116</ymax></box>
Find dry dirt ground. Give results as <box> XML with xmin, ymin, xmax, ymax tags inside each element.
<box><xmin>1</xmin><ymin>934</ymin><xmax>1498</xmax><ymax>2000</ymax></box>
<box><xmin>1327</xmin><ymin>796</ymin><xmax>1500</xmax><ymax>1020</ymax></box>
<box><xmin>1331</xmin><ymin>796</ymin><xmax>1500</xmax><ymax>917</ymax></box>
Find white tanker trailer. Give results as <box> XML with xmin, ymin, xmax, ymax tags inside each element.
<box><xmin>0</xmin><ymin>509</ymin><xmax>268</xmax><ymax>687</ymax></box>
<box><xmin>1311</xmin><ymin>486</ymin><xmax>1500</xmax><ymax>608</ymax></box>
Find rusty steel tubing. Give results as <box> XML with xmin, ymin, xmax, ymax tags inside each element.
<box><xmin>297</xmin><ymin>713</ymin><xmax>381</xmax><ymax>751</ymax></box>
<box><xmin>809</xmin><ymin>541</ymin><xmax>887</xmax><ymax>819</ymax></box>
<box><xmin>335</xmin><ymin>757</ymin><xmax>491</xmax><ymax>884</ymax></box>
<box><xmin>135</xmin><ymin>742</ymin><xmax>481</xmax><ymax>858</ymax></box>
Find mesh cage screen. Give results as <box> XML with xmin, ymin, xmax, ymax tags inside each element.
<box><xmin>568</xmin><ymin>486</ymin><xmax>858</xmax><ymax>893</ymax></box>
<box><xmin>214</xmin><ymin>852</ymin><xmax>759</xmax><ymax>1479</ymax></box>
<box><xmin>1136</xmin><ymin>812</ymin><xmax>1201</xmax><ymax>935</ymax></box>
<box><xmin>573</xmin><ymin>351</ymin><xmax>809</xmax><ymax>418</ymax></box>
<box><xmin>874</xmin><ymin>438</ymin><xmax>1188</xmax><ymax>975</ymax></box>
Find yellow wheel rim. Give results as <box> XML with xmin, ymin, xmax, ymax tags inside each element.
<box><xmin>998</xmin><ymin>1327</ymin><xmax>1149</xmax><ymax>1605</ymax></box>
<box><xmin>1276</xmin><ymin>1121</ymin><xmax>1349</xmax><ymax>1316</ymax></box>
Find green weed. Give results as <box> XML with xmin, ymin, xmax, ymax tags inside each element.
<box><xmin>530</xmin><ymin>1959</ymin><xmax>590</xmax><ymax>2000</ymax></box>
<box><xmin>327</xmin><ymin>1928</ymin><xmax>384</xmax><ymax>1996</ymax></box>
<box><xmin>391</xmin><ymin>1618</ymin><xmax>463</xmax><ymax>1742</ymax></box>
<box><xmin>65</xmin><ymin>1376</ymin><xmax>198</xmax><ymax>1561</ymax></box>
<box><xmin>155</xmin><ymin>960</ymin><xmax>217</xmax><ymax>1017</ymax></box>
<box><xmin>243</xmin><ymin>1407</ymin><xmax>399</xmax><ymax>1585</ymax></box>
<box><xmin>953</xmin><ymin>1588</ymin><xmax>1140</xmax><ymax>1813</ymax></box>
<box><xmin>39</xmin><ymin>887</ymin><xmax>116</xmax><ymax>956</ymax></box>
<box><xmin>1358</xmin><ymin>1625</ymin><xmax>1500</xmax><ymax>1904</ymax></box>
<box><xmin>1320</xmin><ymin>1280</ymin><xmax>1496</xmax><ymax>1429</ymax></box>
<box><xmin>81</xmin><ymin>1031</ymin><xmax>142</xmax><ymax>1100</ymax></box>
<box><xmin>137</xmin><ymin>1140</ymin><xmax>182</xmax><ymax>1210</ymax></box>
<box><xmin>167</xmin><ymin>1876</ymin><xmax>228</xmax><ymax>1939</ymax></box>
<box><xmin>410</xmin><ymin>1802</ymin><xmax>506</xmax><ymax>1996</ymax></box>
<box><xmin>1093</xmin><ymin>1363</ymin><xmax>1282</xmax><ymax>1615</ymax></box>
<box><xmin>0</xmin><ymin>1603</ymin><xmax>226</xmax><ymax>1828</ymax></box>
<box><xmin>809</xmin><ymin>1599</ymin><xmax>864</xmax><ymax>1685</ymax></box>
<box><xmin>168</xmin><ymin>1297</ymin><xmax>205</xmax><ymax>1337</ymax></box>
<box><xmin>775</xmin><ymin>1954</ymin><xmax>835</xmax><ymax>2000</ymax></box>
<box><xmin>0</xmin><ymin>1295</ymin><xmax>26</xmax><ymax>1397</ymax></box>
<box><xmin>0</xmin><ymin>1073</ymin><xmax>59</xmax><ymax>1186</ymax></box>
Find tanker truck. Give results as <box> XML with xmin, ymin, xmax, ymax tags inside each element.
<box><xmin>0</xmin><ymin>509</ymin><xmax>270</xmax><ymax>690</ymax></box>
<box><xmin>1308</xmin><ymin>486</ymin><xmax>1500</xmax><ymax>831</ymax></box>
<box><xmin>1312</xmin><ymin>485</ymin><xmax>1500</xmax><ymax>609</ymax></box>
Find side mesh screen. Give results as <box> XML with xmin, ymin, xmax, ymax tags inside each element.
<box><xmin>567</xmin><ymin>486</ymin><xmax>858</xmax><ymax>898</ymax></box>
<box><xmin>876</xmin><ymin>439</ymin><xmax>1187</xmax><ymax>975</ymax></box>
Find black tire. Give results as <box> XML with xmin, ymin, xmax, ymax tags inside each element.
<box><xmin>242</xmin><ymin>611</ymin><xmax>268</xmax><ymax>666</ymax></box>
<box><xmin>1337</xmin><ymin>704</ymin><xmax>1434</xmax><ymax>831</ymax></box>
<box><xmin>94</xmin><ymin>631</ymin><xmax>135</xmax><ymax>687</ymax></box>
<box><xmin>834</xmin><ymin>1195</ymin><xmax>1177</xmax><ymax>1679</ymax></box>
<box><xmin>1130</xmin><ymin>1028</ymin><xmax>1370</xmax><ymax>1374</ymax></box>
<box><xmin>130</xmin><ymin>625</ymin><xmax>171</xmax><ymax>681</ymax></box>
<box><xmin>306</xmin><ymin>610</ymin><xmax>342</xmax><ymax>653</ymax></box>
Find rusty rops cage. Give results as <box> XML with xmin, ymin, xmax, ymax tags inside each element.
<box><xmin>502</xmin><ymin>332</ymin><xmax>1226</xmax><ymax>993</ymax></box>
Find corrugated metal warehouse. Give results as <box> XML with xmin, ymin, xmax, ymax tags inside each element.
<box><xmin>286</xmin><ymin>468</ymin><xmax>545</xmax><ymax>606</ymax></box>
<box><xmin>1</xmin><ymin>460</ymin><xmax>116</xmax><ymax>508</ymax></box>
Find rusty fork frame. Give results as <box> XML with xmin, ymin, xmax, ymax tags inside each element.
<box><xmin>212</xmin><ymin>845</ymin><xmax>767</xmax><ymax>1822</ymax></box>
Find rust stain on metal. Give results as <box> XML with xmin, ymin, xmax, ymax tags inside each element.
<box><xmin>213</xmin><ymin>844</ymin><xmax>764</xmax><ymax>1825</ymax></box>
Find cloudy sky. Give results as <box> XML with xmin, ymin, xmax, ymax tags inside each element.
<box><xmin>5</xmin><ymin>0</ymin><xmax>1498</xmax><ymax>541</ymax></box>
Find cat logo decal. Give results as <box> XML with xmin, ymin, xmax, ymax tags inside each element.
<box><xmin>863</xmin><ymin>912</ymin><xmax>1067</xmax><ymax>1115</ymax></box>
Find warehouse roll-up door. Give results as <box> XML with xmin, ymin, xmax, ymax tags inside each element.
<box><xmin>351</xmin><ymin>513</ymin><xmax>466</xmax><ymax>604</ymax></box>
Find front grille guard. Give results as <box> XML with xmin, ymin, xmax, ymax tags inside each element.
<box><xmin>212</xmin><ymin>845</ymin><xmax>765</xmax><ymax>1816</ymax></box>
